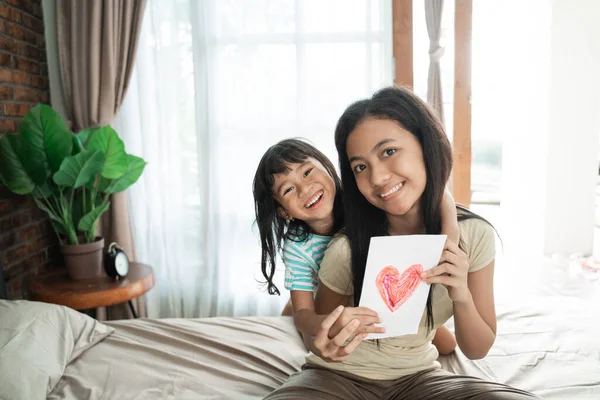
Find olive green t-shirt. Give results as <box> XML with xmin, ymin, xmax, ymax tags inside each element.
<box><xmin>306</xmin><ymin>217</ymin><xmax>496</xmax><ymax>380</ymax></box>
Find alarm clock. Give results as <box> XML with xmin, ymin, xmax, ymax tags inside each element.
<box><xmin>105</xmin><ymin>242</ymin><xmax>130</xmax><ymax>279</ymax></box>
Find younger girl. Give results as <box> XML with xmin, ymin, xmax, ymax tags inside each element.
<box><xmin>253</xmin><ymin>138</ymin><xmax>459</xmax><ymax>345</ymax></box>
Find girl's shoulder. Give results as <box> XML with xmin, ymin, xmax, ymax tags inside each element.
<box><xmin>283</xmin><ymin>231</ymin><xmax>333</xmax><ymax>249</ymax></box>
<box><xmin>328</xmin><ymin>232</ymin><xmax>350</xmax><ymax>250</ymax></box>
<box><xmin>321</xmin><ymin>233</ymin><xmax>352</xmax><ymax>266</ymax></box>
<box><xmin>318</xmin><ymin>233</ymin><xmax>354</xmax><ymax>295</ymax></box>
<box><xmin>458</xmin><ymin>217</ymin><xmax>496</xmax><ymax>272</ymax></box>
<box><xmin>457</xmin><ymin>215</ymin><xmax>495</xmax><ymax>241</ymax></box>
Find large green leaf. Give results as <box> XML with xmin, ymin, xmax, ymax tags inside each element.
<box><xmin>33</xmin><ymin>198</ymin><xmax>69</xmax><ymax>243</ymax></box>
<box><xmin>33</xmin><ymin>197</ymin><xmax>63</xmax><ymax>225</ymax></box>
<box><xmin>32</xmin><ymin>182</ymin><xmax>52</xmax><ymax>198</ymax></box>
<box><xmin>72</xmin><ymin>134</ymin><xmax>84</xmax><ymax>155</ymax></box>
<box><xmin>76</xmin><ymin>127</ymin><xmax>101</xmax><ymax>149</ymax></box>
<box><xmin>86</xmin><ymin>126</ymin><xmax>127</xmax><ymax>179</ymax></box>
<box><xmin>62</xmin><ymin>208</ymin><xmax>79</xmax><ymax>245</ymax></box>
<box><xmin>77</xmin><ymin>201</ymin><xmax>110</xmax><ymax>232</ymax></box>
<box><xmin>72</xmin><ymin>189</ymin><xmax>102</xmax><ymax>229</ymax></box>
<box><xmin>0</xmin><ymin>134</ymin><xmax>35</xmax><ymax>195</ymax></box>
<box><xmin>99</xmin><ymin>154</ymin><xmax>147</xmax><ymax>194</ymax></box>
<box><xmin>72</xmin><ymin>191</ymin><xmax>86</xmax><ymax>231</ymax></box>
<box><xmin>51</xmin><ymin>220</ymin><xmax>67</xmax><ymax>236</ymax></box>
<box><xmin>53</xmin><ymin>150</ymin><xmax>106</xmax><ymax>189</ymax></box>
<box><xmin>20</xmin><ymin>104</ymin><xmax>72</xmax><ymax>177</ymax></box>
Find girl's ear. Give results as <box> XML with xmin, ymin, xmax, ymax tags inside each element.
<box><xmin>277</xmin><ymin>207</ymin><xmax>294</xmax><ymax>221</ymax></box>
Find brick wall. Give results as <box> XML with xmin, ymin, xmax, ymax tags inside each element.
<box><xmin>0</xmin><ymin>0</ymin><xmax>60</xmax><ymax>299</ymax></box>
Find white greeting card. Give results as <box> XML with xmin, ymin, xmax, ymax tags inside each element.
<box><xmin>358</xmin><ymin>234</ymin><xmax>446</xmax><ymax>339</ymax></box>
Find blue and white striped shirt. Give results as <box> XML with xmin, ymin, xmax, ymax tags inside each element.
<box><xmin>283</xmin><ymin>233</ymin><xmax>332</xmax><ymax>293</ymax></box>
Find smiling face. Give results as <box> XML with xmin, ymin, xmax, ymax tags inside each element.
<box><xmin>346</xmin><ymin>118</ymin><xmax>427</xmax><ymax>219</ymax></box>
<box><xmin>272</xmin><ymin>157</ymin><xmax>336</xmax><ymax>234</ymax></box>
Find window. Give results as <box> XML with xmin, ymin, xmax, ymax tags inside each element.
<box><xmin>413</xmin><ymin>0</ymin><xmax>502</xmax><ymax>206</ymax></box>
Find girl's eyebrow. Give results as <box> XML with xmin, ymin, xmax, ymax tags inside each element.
<box><xmin>348</xmin><ymin>138</ymin><xmax>396</xmax><ymax>163</ymax></box>
<box><xmin>275</xmin><ymin>161</ymin><xmax>311</xmax><ymax>194</ymax></box>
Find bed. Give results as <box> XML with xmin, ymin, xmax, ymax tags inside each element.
<box><xmin>1</xmin><ymin>259</ymin><xmax>599</xmax><ymax>400</ymax></box>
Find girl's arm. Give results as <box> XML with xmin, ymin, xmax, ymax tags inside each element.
<box><xmin>281</xmin><ymin>298</ymin><xmax>293</xmax><ymax>316</ymax></box>
<box><xmin>453</xmin><ymin>261</ymin><xmax>496</xmax><ymax>359</ymax></box>
<box><xmin>283</xmin><ymin>240</ymin><xmax>328</xmax><ymax>335</ymax></box>
<box><xmin>423</xmin><ymin>239</ymin><xmax>496</xmax><ymax>360</ymax></box>
<box><xmin>314</xmin><ymin>281</ymin><xmax>348</xmax><ymax>315</ymax></box>
<box><xmin>441</xmin><ymin>188</ymin><xmax>460</xmax><ymax>244</ymax></box>
<box><xmin>291</xmin><ymin>290</ymin><xmax>327</xmax><ymax>336</ymax></box>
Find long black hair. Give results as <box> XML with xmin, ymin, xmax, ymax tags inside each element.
<box><xmin>334</xmin><ymin>86</ymin><xmax>487</xmax><ymax>332</ymax></box>
<box><xmin>253</xmin><ymin>138</ymin><xmax>344</xmax><ymax>295</ymax></box>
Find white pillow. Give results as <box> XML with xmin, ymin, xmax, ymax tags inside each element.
<box><xmin>0</xmin><ymin>300</ymin><xmax>114</xmax><ymax>399</ymax></box>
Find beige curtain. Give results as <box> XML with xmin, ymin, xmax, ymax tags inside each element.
<box><xmin>56</xmin><ymin>0</ymin><xmax>146</xmax><ymax>130</ymax></box>
<box><xmin>56</xmin><ymin>0</ymin><xmax>147</xmax><ymax>319</ymax></box>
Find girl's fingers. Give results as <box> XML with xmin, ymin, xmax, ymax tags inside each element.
<box><xmin>330</xmin><ymin>319</ymin><xmax>359</xmax><ymax>348</ymax></box>
<box><xmin>351</xmin><ymin>307</ymin><xmax>379</xmax><ymax>317</ymax></box>
<box><xmin>323</xmin><ymin>305</ymin><xmax>344</xmax><ymax>328</ymax></box>
<box><xmin>315</xmin><ymin>305</ymin><xmax>344</xmax><ymax>347</ymax></box>
<box><xmin>357</xmin><ymin>315</ymin><xmax>382</xmax><ymax>325</ymax></box>
<box><xmin>357</xmin><ymin>324</ymin><xmax>386</xmax><ymax>334</ymax></box>
<box><xmin>444</xmin><ymin>238</ymin><xmax>462</xmax><ymax>255</ymax></box>
<box><xmin>314</xmin><ymin>305</ymin><xmax>380</xmax><ymax>361</ymax></box>
<box><xmin>422</xmin><ymin>263</ymin><xmax>457</xmax><ymax>278</ymax></box>
<box><xmin>332</xmin><ymin>307</ymin><xmax>376</xmax><ymax>336</ymax></box>
<box><xmin>339</xmin><ymin>332</ymin><xmax>367</xmax><ymax>356</ymax></box>
<box><xmin>424</xmin><ymin>275</ymin><xmax>456</xmax><ymax>286</ymax></box>
<box><xmin>330</xmin><ymin>309</ymin><xmax>380</xmax><ymax>338</ymax></box>
<box><xmin>438</xmin><ymin>250</ymin><xmax>459</xmax><ymax>266</ymax></box>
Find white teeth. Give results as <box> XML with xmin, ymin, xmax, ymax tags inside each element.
<box><xmin>305</xmin><ymin>192</ymin><xmax>323</xmax><ymax>208</ymax></box>
<box><xmin>380</xmin><ymin>183</ymin><xmax>403</xmax><ymax>198</ymax></box>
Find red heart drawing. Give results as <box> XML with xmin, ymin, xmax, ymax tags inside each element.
<box><xmin>375</xmin><ymin>264</ymin><xmax>423</xmax><ymax>312</ymax></box>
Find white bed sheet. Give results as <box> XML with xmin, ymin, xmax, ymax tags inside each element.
<box><xmin>49</xmin><ymin>258</ymin><xmax>600</xmax><ymax>399</ymax></box>
<box><xmin>445</xmin><ymin>256</ymin><xmax>600</xmax><ymax>399</ymax></box>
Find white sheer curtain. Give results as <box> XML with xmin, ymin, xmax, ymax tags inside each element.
<box><xmin>113</xmin><ymin>0</ymin><xmax>393</xmax><ymax>318</ymax></box>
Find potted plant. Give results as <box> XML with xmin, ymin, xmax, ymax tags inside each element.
<box><xmin>0</xmin><ymin>104</ymin><xmax>146</xmax><ymax>280</ymax></box>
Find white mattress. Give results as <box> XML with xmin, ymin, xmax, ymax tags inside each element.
<box><xmin>49</xmin><ymin>258</ymin><xmax>600</xmax><ymax>399</ymax></box>
<box><xmin>445</xmin><ymin>256</ymin><xmax>600</xmax><ymax>399</ymax></box>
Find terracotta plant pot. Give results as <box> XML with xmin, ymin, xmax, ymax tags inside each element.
<box><xmin>60</xmin><ymin>237</ymin><xmax>105</xmax><ymax>280</ymax></box>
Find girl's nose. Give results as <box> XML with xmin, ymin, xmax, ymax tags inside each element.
<box><xmin>369</xmin><ymin>163</ymin><xmax>391</xmax><ymax>188</ymax></box>
<box><xmin>299</xmin><ymin>183</ymin><xmax>314</xmax><ymax>198</ymax></box>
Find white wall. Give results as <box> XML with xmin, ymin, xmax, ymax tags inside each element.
<box><xmin>498</xmin><ymin>0</ymin><xmax>600</xmax><ymax>259</ymax></box>
<box><xmin>498</xmin><ymin>0</ymin><xmax>552</xmax><ymax>261</ymax></box>
<box><xmin>543</xmin><ymin>0</ymin><xmax>600</xmax><ymax>256</ymax></box>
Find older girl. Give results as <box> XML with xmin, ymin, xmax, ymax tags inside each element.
<box><xmin>266</xmin><ymin>87</ymin><xmax>539</xmax><ymax>399</ymax></box>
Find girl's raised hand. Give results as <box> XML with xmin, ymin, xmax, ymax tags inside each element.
<box><xmin>310</xmin><ymin>306</ymin><xmax>370</xmax><ymax>363</ymax></box>
<box><xmin>326</xmin><ymin>306</ymin><xmax>385</xmax><ymax>339</ymax></box>
<box><xmin>421</xmin><ymin>238</ymin><xmax>471</xmax><ymax>304</ymax></box>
